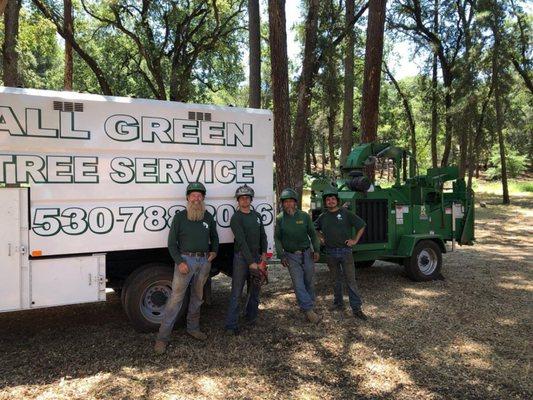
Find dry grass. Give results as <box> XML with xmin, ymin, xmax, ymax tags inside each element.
<box><xmin>0</xmin><ymin>193</ymin><xmax>531</xmax><ymax>400</ymax></box>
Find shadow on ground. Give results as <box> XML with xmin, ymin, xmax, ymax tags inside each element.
<box><xmin>0</xmin><ymin>194</ymin><xmax>531</xmax><ymax>399</ymax></box>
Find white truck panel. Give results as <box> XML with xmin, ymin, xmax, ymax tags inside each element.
<box><xmin>0</xmin><ymin>188</ymin><xmax>28</xmax><ymax>312</ymax></box>
<box><xmin>0</xmin><ymin>87</ymin><xmax>274</xmax><ymax>257</ymax></box>
<box><xmin>29</xmin><ymin>254</ymin><xmax>106</xmax><ymax>308</ymax></box>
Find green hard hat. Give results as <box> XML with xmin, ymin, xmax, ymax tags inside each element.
<box><xmin>235</xmin><ymin>184</ymin><xmax>255</xmax><ymax>199</ymax></box>
<box><xmin>280</xmin><ymin>188</ymin><xmax>298</xmax><ymax>201</ymax></box>
<box><xmin>186</xmin><ymin>182</ymin><xmax>206</xmax><ymax>195</ymax></box>
<box><xmin>322</xmin><ymin>186</ymin><xmax>339</xmax><ymax>199</ymax></box>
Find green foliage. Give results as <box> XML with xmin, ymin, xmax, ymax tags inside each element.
<box><xmin>2</xmin><ymin>0</ymin><xmax>531</xmax><ymax>183</ymax></box>
<box><xmin>517</xmin><ymin>181</ymin><xmax>533</xmax><ymax>192</ymax></box>
<box><xmin>472</xmin><ymin>178</ymin><xmax>533</xmax><ymax>194</ymax></box>
<box><xmin>486</xmin><ymin>145</ymin><xmax>527</xmax><ymax>180</ymax></box>
<box><xmin>14</xmin><ymin>8</ymin><xmax>63</xmax><ymax>89</ymax></box>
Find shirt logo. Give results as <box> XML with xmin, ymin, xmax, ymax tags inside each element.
<box><xmin>203</xmin><ymin>222</ymin><xmax>209</xmax><ymax>229</ymax></box>
<box><xmin>296</xmin><ymin>220</ymin><xmax>304</xmax><ymax>224</ymax></box>
<box><xmin>337</xmin><ymin>214</ymin><xmax>343</xmax><ymax>221</ymax></box>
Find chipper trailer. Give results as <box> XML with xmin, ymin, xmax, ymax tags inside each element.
<box><xmin>310</xmin><ymin>142</ymin><xmax>475</xmax><ymax>281</ymax></box>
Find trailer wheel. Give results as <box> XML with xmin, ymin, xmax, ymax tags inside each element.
<box><xmin>354</xmin><ymin>260</ymin><xmax>375</xmax><ymax>269</ymax></box>
<box><xmin>123</xmin><ymin>264</ymin><xmax>189</xmax><ymax>333</ymax></box>
<box><xmin>405</xmin><ymin>240</ymin><xmax>442</xmax><ymax>281</ymax></box>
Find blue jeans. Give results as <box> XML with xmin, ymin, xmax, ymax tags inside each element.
<box><xmin>286</xmin><ymin>249</ymin><xmax>315</xmax><ymax>311</ymax></box>
<box><xmin>157</xmin><ymin>255</ymin><xmax>210</xmax><ymax>341</ymax></box>
<box><xmin>325</xmin><ymin>248</ymin><xmax>363</xmax><ymax>311</ymax></box>
<box><xmin>225</xmin><ymin>252</ymin><xmax>261</xmax><ymax>330</ymax></box>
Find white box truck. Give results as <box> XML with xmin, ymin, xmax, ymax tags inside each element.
<box><xmin>0</xmin><ymin>87</ymin><xmax>274</xmax><ymax>332</ymax></box>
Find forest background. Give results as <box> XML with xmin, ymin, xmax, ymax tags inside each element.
<box><xmin>1</xmin><ymin>0</ymin><xmax>531</xmax><ymax>204</ymax></box>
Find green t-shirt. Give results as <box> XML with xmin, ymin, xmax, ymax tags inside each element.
<box><xmin>167</xmin><ymin>210</ymin><xmax>219</xmax><ymax>264</ymax></box>
<box><xmin>315</xmin><ymin>207</ymin><xmax>366</xmax><ymax>248</ymax></box>
<box><xmin>274</xmin><ymin>209</ymin><xmax>320</xmax><ymax>255</ymax></box>
<box><xmin>230</xmin><ymin>209</ymin><xmax>268</xmax><ymax>265</ymax></box>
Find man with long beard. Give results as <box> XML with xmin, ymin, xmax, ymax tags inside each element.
<box><xmin>225</xmin><ymin>184</ymin><xmax>268</xmax><ymax>335</ymax></box>
<box><xmin>154</xmin><ymin>182</ymin><xmax>218</xmax><ymax>354</ymax></box>
<box><xmin>274</xmin><ymin>188</ymin><xmax>321</xmax><ymax>323</ymax></box>
<box><xmin>315</xmin><ymin>186</ymin><xmax>368</xmax><ymax>320</ymax></box>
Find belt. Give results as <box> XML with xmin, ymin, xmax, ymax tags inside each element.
<box><xmin>182</xmin><ymin>252</ymin><xmax>208</xmax><ymax>257</ymax></box>
<box><xmin>326</xmin><ymin>247</ymin><xmax>351</xmax><ymax>255</ymax></box>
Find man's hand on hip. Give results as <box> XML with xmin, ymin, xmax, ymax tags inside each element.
<box><xmin>208</xmin><ymin>252</ymin><xmax>217</xmax><ymax>262</ymax></box>
<box><xmin>345</xmin><ymin>239</ymin><xmax>358</xmax><ymax>247</ymax></box>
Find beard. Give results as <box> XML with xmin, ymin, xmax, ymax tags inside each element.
<box><xmin>186</xmin><ymin>200</ymin><xmax>206</xmax><ymax>221</ymax></box>
<box><xmin>284</xmin><ymin>205</ymin><xmax>297</xmax><ymax>216</ymax></box>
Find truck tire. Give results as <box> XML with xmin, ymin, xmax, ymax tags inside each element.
<box><xmin>404</xmin><ymin>240</ymin><xmax>442</xmax><ymax>281</ymax></box>
<box><xmin>354</xmin><ymin>260</ymin><xmax>375</xmax><ymax>269</ymax></box>
<box><xmin>122</xmin><ymin>264</ymin><xmax>189</xmax><ymax>333</ymax></box>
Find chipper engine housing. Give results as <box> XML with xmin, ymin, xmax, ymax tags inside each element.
<box><xmin>310</xmin><ymin>142</ymin><xmax>475</xmax><ymax>281</ymax></box>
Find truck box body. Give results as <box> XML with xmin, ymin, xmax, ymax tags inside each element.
<box><xmin>0</xmin><ymin>87</ymin><xmax>274</xmax><ymax>321</ymax></box>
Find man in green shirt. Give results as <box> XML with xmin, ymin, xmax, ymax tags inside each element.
<box><xmin>274</xmin><ymin>188</ymin><xmax>321</xmax><ymax>323</ymax></box>
<box><xmin>225</xmin><ymin>184</ymin><xmax>268</xmax><ymax>335</ymax></box>
<box><xmin>154</xmin><ymin>182</ymin><xmax>219</xmax><ymax>354</ymax></box>
<box><xmin>315</xmin><ymin>186</ymin><xmax>368</xmax><ymax>320</ymax></box>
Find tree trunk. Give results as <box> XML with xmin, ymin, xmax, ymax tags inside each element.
<box><xmin>384</xmin><ymin>63</ymin><xmax>416</xmax><ymax>159</ymax></box>
<box><xmin>430</xmin><ymin>0</ymin><xmax>439</xmax><ymax>167</ymax></box>
<box><xmin>510</xmin><ymin>57</ymin><xmax>533</xmax><ymax>95</ymax></box>
<box><xmin>305</xmin><ymin>142</ymin><xmax>312</xmax><ymax>174</ymax></box>
<box><xmin>467</xmin><ymin>86</ymin><xmax>493</xmax><ymax>191</ymax></box>
<box><xmin>311</xmin><ymin>136</ymin><xmax>318</xmax><ymax>170</ymax></box>
<box><xmin>0</xmin><ymin>0</ymin><xmax>8</xmax><ymax>15</ymax></box>
<box><xmin>64</xmin><ymin>0</ymin><xmax>73</xmax><ymax>90</ymax></box>
<box><xmin>268</xmin><ymin>0</ymin><xmax>293</xmax><ymax>197</ymax></box>
<box><xmin>340</xmin><ymin>0</ymin><xmax>355</xmax><ymax>167</ymax></box>
<box><xmin>441</xmin><ymin>88</ymin><xmax>452</xmax><ymax>166</ymax></box>
<box><xmin>32</xmin><ymin>0</ymin><xmax>113</xmax><ymax>95</ymax></box>
<box><xmin>491</xmin><ymin>9</ymin><xmax>510</xmax><ymax>204</ymax></box>
<box><xmin>360</xmin><ymin>0</ymin><xmax>387</xmax><ymax>180</ymax></box>
<box><xmin>3</xmin><ymin>0</ymin><xmax>21</xmax><ymax>87</ymax></box>
<box><xmin>290</xmin><ymin>0</ymin><xmax>320</xmax><ymax>198</ymax></box>
<box><xmin>321</xmin><ymin>133</ymin><xmax>327</xmax><ymax>174</ymax></box>
<box><xmin>457</xmin><ymin>2</ymin><xmax>476</xmax><ymax>180</ymax></box>
<box><xmin>327</xmin><ymin>105</ymin><xmax>337</xmax><ymax>171</ymax></box>
<box><xmin>248</xmin><ymin>0</ymin><xmax>261</xmax><ymax>108</ymax></box>
<box><xmin>495</xmin><ymin>88</ymin><xmax>509</xmax><ymax>204</ymax></box>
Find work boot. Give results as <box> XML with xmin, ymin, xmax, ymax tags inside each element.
<box><xmin>305</xmin><ymin>309</ymin><xmax>322</xmax><ymax>324</ymax></box>
<box><xmin>243</xmin><ymin>318</ymin><xmax>257</xmax><ymax>328</ymax></box>
<box><xmin>154</xmin><ymin>340</ymin><xmax>167</xmax><ymax>355</ymax></box>
<box><xmin>187</xmin><ymin>330</ymin><xmax>208</xmax><ymax>341</ymax></box>
<box><xmin>353</xmin><ymin>309</ymin><xmax>368</xmax><ymax>321</ymax></box>
<box><xmin>329</xmin><ymin>303</ymin><xmax>345</xmax><ymax>312</ymax></box>
<box><xmin>224</xmin><ymin>328</ymin><xmax>240</xmax><ymax>336</ymax></box>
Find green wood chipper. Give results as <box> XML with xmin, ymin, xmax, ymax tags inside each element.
<box><xmin>310</xmin><ymin>142</ymin><xmax>475</xmax><ymax>281</ymax></box>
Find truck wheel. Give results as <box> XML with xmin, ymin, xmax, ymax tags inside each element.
<box><xmin>405</xmin><ymin>240</ymin><xmax>442</xmax><ymax>281</ymax></box>
<box><xmin>123</xmin><ymin>264</ymin><xmax>189</xmax><ymax>333</ymax></box>
<box><xmin>354</xmin><ymin>260</ymin><xmax>375</xmax><ymax>269</ymax></box>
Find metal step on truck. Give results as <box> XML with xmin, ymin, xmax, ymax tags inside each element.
<box><xmin>0</xmin><ymin>87</ymin><xmax>274</xmax><ymax>332</ymax></box>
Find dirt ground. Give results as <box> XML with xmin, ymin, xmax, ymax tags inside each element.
<box><xmin>0</xmin><ymin>193</ymin><xmax>531</xmax><ymax>400</ymax></box>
